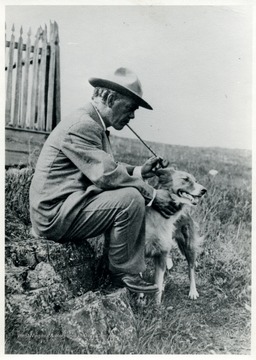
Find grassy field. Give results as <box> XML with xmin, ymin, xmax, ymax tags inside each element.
<box><xmin>112</xmin><ymin>137</ymin><xmax>252</xmax><ymax>354</ymax></box>
<box><xmin>5</xmin><ymin>136</ymin><xmax>252</xmax><ymax>354</ymax></box>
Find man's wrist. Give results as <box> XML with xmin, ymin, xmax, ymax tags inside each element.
<box><xmin>133</xmin><ymin>166</ymin><xmax>156</xmax><ymax>206</ymax></box>
<box><xmin>133</xmin><ymin>166</ymin><xmax>143</xmax><ymax>178</ymax></box>
<box><xmin>147</xmin><ymin>188</ymin><xmax>156</xmax><ymax>207</ymax></box>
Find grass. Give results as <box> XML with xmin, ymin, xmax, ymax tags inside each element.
<box><xmin>115</xmin><ymin>138</ymin><xmax>251</xmax><ymax>354</ymax></box>
<box><xmin>5</xmin><ymin>137</ymin><xmax>251</xmax><ymax>354</ymax></box>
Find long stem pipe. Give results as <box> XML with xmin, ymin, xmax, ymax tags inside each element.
<box><xmin>126</xmin><ymin>124</ymin><xmax>168</xmax><ymax>168</ymax></box>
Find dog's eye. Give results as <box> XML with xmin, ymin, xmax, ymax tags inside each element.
<box><xmin>183</xmin><ymin>177</ymin><xmax>190</xmax><ymax>182</ymax></box>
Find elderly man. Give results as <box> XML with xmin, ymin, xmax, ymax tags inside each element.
<box><xmin>30</xmin><ymin>67</ymin><xmax>179</xmax><ymax>293</ymax></box>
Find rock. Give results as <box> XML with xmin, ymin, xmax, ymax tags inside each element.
<box><xmin>6</xmin><ymin>282</ymin><xmax>70</xmax><ymax>322</ymax></box>
<box><xmin>208</xmin><ymin>169</ymin><xmax>218</xmax><ymax>177</ymax></box>
<box><xmin>5</xmin><ymin>167</ymin><xmax>137</xmax><ymax>353</ymax></box>
<box><xmin>59</xmin><ymin>291</ymin><xmax>108</xmax><ymax>352</ymax></box>
<box><xmin>29</xmin><ymin>289</ymin><xmax>137</xmax><ymax>353</ymax></box>
<box><xmin>9</xmin><ymin>240</ymin><xmax>38</xmax><ymax>268</ymax></box>
<box><xmin>5</xmin><ymin>237</ymin><xmax>101</xmax><ymax>328</ymax></box>
<box><xmin>6</xmin><ymin>288</ymin><xmax>137</xmax><ymax>353</ymax></box>
<box><xmin>102</xmin><ymin>289</ymin><xmax>137</xmax><ymax>346</ymax></box>
<box><xmin>34</xmin><ymin>244</ymin><xmax>49</xmax><ymax>263</ymax></box>
<box><xmin>26</xmin><ymin>262</ymin><xmax>61</xmax><ymax>290</ymax></box>
<box><xmin>5</xmin><ymin>233</ymin><xmax>139</xmax><ymax>353</ymax></box>
<box><xmin>5</xmin><ymin>238</ymin><xmax>96</xmax><ymax>295</ymax></box>
<box><xmin>5</xmin><ymin>167</ymin><xmax>34</xmax><ymax>225</ymax></box>
<box><xmin>5</xmin><ymin>266</ymin><xmax>28</xmax><ymax>294</ymax></box>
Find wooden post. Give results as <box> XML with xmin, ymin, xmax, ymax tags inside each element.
<box><xmin>5</xmin><ymin>22</ymin><xmax>61</xmax><ymax>134</ymax></box>
<box><xmin>46</xmin><ymin>21</ymin><xmax>56</xmax><ymax>132</ymax></box>
<box><xmin>54</xmin><ymin>21</ymin><xmax>61</xmax><ymax>126</ymax></box>
<box><xmin>5</xmin><ymin>24</ymin><xmax>15</xmax><ymax>125</ymax></box>
<box><xmin>29</xmin><ymin>28</ymin><xmax>40</xmax><ymax>129</ymax></box>
<box><xmin>13</xmin><ymin>27</ymin><xmax>23</xmax><ymax>127</ymax></box>
<box><xmin>21</xmin><ymin>27</ymin><xmax>31</xmax><ymax>128</ymax></box>
<box><xmin>5</xmin><ymin>21</ymin><xmax>62</xmax><ymax>167</ymax></box>
<box><xmin>37</xmin><ymin>25</ymin><xmax>47</xmax><ymax>131</ymax></box>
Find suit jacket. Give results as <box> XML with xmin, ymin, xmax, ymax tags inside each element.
<box><xmin>29</xmin><ymin>102</ymin><xmax>155</xmax><ymax>240</ymax></box>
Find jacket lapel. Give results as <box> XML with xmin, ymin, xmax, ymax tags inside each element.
<box><xmin>84</xmin><ymin>103</ymin><xmax>114</xmax><ymax>158</ymax></box>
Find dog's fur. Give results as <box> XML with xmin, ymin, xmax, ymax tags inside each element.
<box><xmin>145</xmin><ymin>167</ymin><xmax>207</xmax><ymax>304</ymax></box>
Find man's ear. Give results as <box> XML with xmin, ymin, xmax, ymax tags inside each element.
<box><xmin>106</xmin><ymin>94</ymin><xmax>115</xmax><ymax>108</ymax></box>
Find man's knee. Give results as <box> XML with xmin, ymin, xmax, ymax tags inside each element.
<box><xmin>118</xmin><ymin>187</ymin><xmax>145</xmax><ymax>212</ymax></box>
<box><xmin>113</xmin><ymin>187</ymin><xmax>145</xmax><ymax>228</ymax></box>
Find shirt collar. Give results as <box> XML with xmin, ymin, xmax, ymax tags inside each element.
<box><xmin>91</xmin><ymin>103</ymin><xmax>106</xmax><ymax>131</ymax></box>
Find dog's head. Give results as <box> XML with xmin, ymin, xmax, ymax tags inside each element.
<box><xmin>156</xmin><ymin>167</ymin><xmax>207</xmax><ymax>206</ymax></box>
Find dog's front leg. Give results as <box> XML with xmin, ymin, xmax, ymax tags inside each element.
<box><xmin>175</xmin><ymin>216</ymin><xmax>200</xmax><ymax>300</ymax></box>
<box><xmin>189</xmin><ymin>266</ymin><xmax>199</xmax><ymax>299</ymax></box>
<box><xmin>154</xmin><ymin>254</ymin><xmax>167</xmax><ymax>304</ymax></box>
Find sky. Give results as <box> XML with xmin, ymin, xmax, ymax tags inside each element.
<box><xmin>4</xmin><ymin>2</ymin><xmax>253</xmax><ymax>150</ymax></box>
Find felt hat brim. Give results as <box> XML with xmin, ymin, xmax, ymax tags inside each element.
<box><xmin>89</xmin><ymin>78</ymin><xmax>153</xmax><ymax>110</ymax></box>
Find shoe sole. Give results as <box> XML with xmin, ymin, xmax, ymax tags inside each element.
<box><xmin>112</xmin><ymin>279</ymin><xmax>159</xmax><ymax>294</ymax></box>
<box><xmin>126</xmin><ymin>287</ymin><xmax>159</xmax><ymax>294</ymax></box>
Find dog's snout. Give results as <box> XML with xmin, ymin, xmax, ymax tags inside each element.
<box><xmin>201</xmin><ymin>188</ymin><xmax>207</xmax><ymax>195</ymax></box>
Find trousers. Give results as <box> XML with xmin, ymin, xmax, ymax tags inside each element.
<box><xmin>60</xmin><ymin>187</ymin><xmax>147</xmax><ymax>275</ymax></box>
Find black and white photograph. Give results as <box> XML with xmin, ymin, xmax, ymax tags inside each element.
<box><xmin>2</xmin><ymin>0</ymin><xmax>254</xmax><ymax>356</ymax></box>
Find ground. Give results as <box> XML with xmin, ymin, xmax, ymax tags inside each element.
<box><xmin>5</xmin><ymin>138</ymin><xmax>252</xmax><ymax>354</ymax></box>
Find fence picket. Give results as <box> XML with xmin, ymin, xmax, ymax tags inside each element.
<box><xmin>54</xmin><ymin>22</ymin><xmax>61</xmax><ymax>126</ymax></box>
<box><xmin>5</xmin><ymin>24</ymin><xmax>15</xmax><ymax>125</ymax></box>
<box><xmin>37</xmin><ymin>25</ymin><xmax>47</xmax><ymax>131</ymax></box>
<box><xmin>46</xmin><ymin>22</ymin><xmax>56</xmax><ymax>132</ymax></box>
<box><xmin>13</xmin><ymin>27</ymin><xmax>23</xmax><ymax>127</ymax></box>
<box><xmin>5</xmin><ymin>20</ymin><xmax>61</xmax><ymax>168</ymax></box>
<box><xmin>29</xmin><ymin>28</ymin><xmax>40</xmax><ymax>129</ymax></box>
<box><xmin>21</xmin><ymin>28</ymin><xmax>31</xmax><ymax>128</ymax></box>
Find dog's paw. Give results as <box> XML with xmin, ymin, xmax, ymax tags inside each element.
<box><xmin>188</xmin><ymin>289</ymin><xmax>199</xmax><ymax>300</ymax></box>
<box><xmin>154</xmin><ymin>290</ymin><xmax>163</xmax><ymax>305</ymax></box>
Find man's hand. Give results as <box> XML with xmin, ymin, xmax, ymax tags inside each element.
<box><xmin>141</xmin><ymin>157</ymin><xmax>162</xmax><ymax>179</ymax></box>
<box><xmin>152</xmin><ymin>189</ymin><xmax>181</xmax><ymax>218</ymax></box>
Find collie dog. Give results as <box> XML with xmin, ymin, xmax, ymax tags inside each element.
<box><xmin>145</xmin><ymin>167</ymin><xmax>207</xmax><ymax>304</ymax></box>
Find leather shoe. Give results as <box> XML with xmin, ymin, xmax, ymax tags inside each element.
<box><xmin>111</xmin><ymin>273</ymin><xmax>158</xmax><ymax>294</ymax></box>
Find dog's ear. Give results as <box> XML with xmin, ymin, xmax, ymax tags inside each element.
<box><xmin>155</xmin><ymin>167</ymin><xmax>175</xmax><ymax>187</ymax></box>
<box><xmin>155</xmin><ymin>167</ymin><xmax>175</xmax><ymax>176</ymax></box>
<box><xmin>155</xmin><ymin>168</ymin><xmax>165</xmax><ymax>177</ymax></box>
<box><xmin>168</xmin><ymin>167</ymin><xmax>176</xmax><ymax>173</ymax></box>
<box><xmin>169</xmin><ymin>163</ymin><xmax>178</xmax><ymax>170</ymax></box>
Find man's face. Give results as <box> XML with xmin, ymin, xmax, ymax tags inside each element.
<box><xmin>109</xmin><ymin>96</ymin><xmax>139</xmax><ymax>130</ymax></box>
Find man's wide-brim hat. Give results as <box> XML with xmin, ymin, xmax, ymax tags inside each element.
<box><xmin>88</xmin><ymin>67</ymin><xmax>153</xmax><ymax>110</ymax></box>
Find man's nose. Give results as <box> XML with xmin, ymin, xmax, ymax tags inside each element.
<box><xmin>129</xmin><ymin>112</ymin><xmax>135</xmax><ymax>119</ymax></box>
